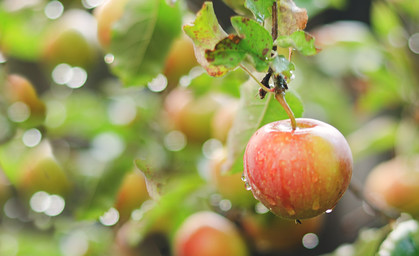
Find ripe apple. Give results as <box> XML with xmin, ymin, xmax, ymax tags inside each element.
<box><xmin>163</xmin><ymin>35</ymin><xmax>198</xmax><ymax>88</ymax></box>
<box><xmin>173</xmin><ymin>211</ymin><xmax>249</xmax><ymax>256</ymax></box>
<box><xmin>94</xmin><ymin>0</ymin><xmax>129</xmax><ymax>50</ymax></box>
<box><xmin>241</xmin><ymin>211</ymin><xmax>324</xmax><ymax>252</ymax></box>
<box><xmin>243</xmin><ymin>118</ymin><xmax>353</xmax><ymax>220</ymax></box>
<box><xmin>164</xmin><ymin>88</ymin><xmax>221</xmax><ymax>143</ymax></box>
<box><xmin>114</xmin><ymin>169</ymin><xmax>150</xmax><ymax>222</ymax></box>
<box><xmin>364</xmin><ymin>156</ymin><xmax>419</xmax><ymax>217</ymax></box>
<box><xmin>209</xmin><ymin>149</ymin><xmax>256</xmax><ymax>207</ymax></box>
<box><xmin>5</xmin><ymin>74</ymin><xmax>46</xmax><ymax>127</ymax></box>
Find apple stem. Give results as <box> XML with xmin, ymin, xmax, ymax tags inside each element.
<box><xmin>274</xmin><ymin>91</ymin><xmax>297</xmax><ymax>130</ymax></box>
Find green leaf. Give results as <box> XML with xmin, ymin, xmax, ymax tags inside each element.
<box><xmin>224</xmin><ymin>78</ymin><xmax>304</xmax><ymax>174</ymax></box>
<box><xmin>183</xmin><ymin>2</ymin><xmax>230</xmax><ymax>77</ymax></box>
<box><xmin>278</xmin><ymin>0</ymin><xmax>308</xmax><ymax>36</ymax></box>
<box><xmin>205</xmin><ymin>17</ymin><xmax>273</xmax><ymax>72</ymax></box>
<box><xmin>110</xmin><ymin>0</ymin><xmax>181</xmax><ymax>86</ymax></box>
<box><xmin>270</xmin><ymin>55</ymin><xmax>295</xmax><ymax>79</ymax></box>
<box><xmin>276</xmin><ymin>30</ymin><xmax>320</xmax><ymax>56</ymax></box>
<box><xmin>378</xmin><ymin>220</ymin><xmax>419</xmax><ymax>256</ymax></box>
<box><xmin>245</xmin><ymin>0</ymin><xmax>275</xmax><ymax>23</ymax></box>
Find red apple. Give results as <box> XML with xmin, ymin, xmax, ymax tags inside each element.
<box><xmin>114</xmin><ymin>169</ymin><xmax>150</xmax><ymax>223</ymax></box>
<box><xmin>364</xmin><ymin>156</ymin><xmax>419</xmax><ymax>217</ymax></box>
<box><xmin>241</xmin><ymin>212</ymin><xmax>324</xmax><ymax>252</ymax></box>
<box><xmin>173</xmin><ymin>211</ymin><xmax>249</xmax><ymax>256</ymax></box>
<box><xmin>243</xmin><ymin>118</ymin><xmax>352</xmax><ymax>220</ymax></box>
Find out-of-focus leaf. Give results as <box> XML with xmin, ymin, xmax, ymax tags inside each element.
<box><xmin>110</xmin><ymin>0</ymin><xmax>181</xmax><ymax>86</ymax></box>
<box><xmin>0</xmin><ymin>7</ymin><xmax>47</xmax><ymax>60</ymax></box>
<box><xmin>371</xmin><ymin>2</ymin><xmax>401</xmax><ymax>38</ymax></box>
<box><xmin>276</xmin><ymin>30</ymin><xmax>320</xmax><ymax>56</ymax></box>
<box><xmin>224</xmin><ymin>78</ymin><xmax>304</xmax><ymax>174</ymax></box>
<box><xmin>222</xmin><ymin>0</ymin><xmax>252</xmax><ymax>16</ymax></box>
<box><xmin>245</xmin><ymin>0</ymin><xmax>275</xmax><ymax>23</ymax></box>
<box><xmin>294</xmin><ymin>0</ymin><xmax>346</xmax><ymax>17</ymax></box>
<box><xmin>378</xmin><ymin>220</ymin><xmax>419</xmax><ymax>256</ymax></box>
<box><xmin>206</xmin><ymin>17</ymin><xmax>272</xmax><ymax>72</ymax></box>
<box><xmin>183</xmin><ymin>2</ymin><xmax>230</xmax><ymax>77</ymax></box>
<box><xmin>278</xmin><ymin>0</ymin><xmax>307</xmax><ymax>36</ymax></box>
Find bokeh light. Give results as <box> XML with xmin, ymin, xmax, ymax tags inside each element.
<box><xmin>44</xmin><ymin>0</ymin><xmax>64</xmax><ymax>20</ymax></box>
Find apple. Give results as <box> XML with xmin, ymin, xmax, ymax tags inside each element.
<box><xmin>114</xmin><ymin>169</ymin><xmax>150</xmax><ymax>223</ymax></box>
<box><xmin>364</xmin><ymin>156</ymin><xmax>419</xmax><ymax>217</ymax></box>
<box><xmin>243</xmin><ymin>118</ymin><xmax>353</xmax><ymax>220</ymax></box>
<box><xmin>42</xmin><ymin>10</ymin><xmax>98</xmax><ymax>70</ymax></box>
<box><xmin>241</xmin><ymin>211</ymin><xmax>324</xmax><ymax>252</ymax></box>
<box><xmin>211</xmin><ymin>99</ymin><xmax>238</xmax><ymax>143</ymax></box>
<box><xmin>164</xmin><ymin>88</ymin><xmax>221</xmax><ymax>143</ymax></box>
<box><xmin>94</xmin><ymin>0</ymin><xmax>129</xmax><ymax>50</ymax></box>
<box><xmin>18</xmin><ymin>147</ymin><xmax>71</xmax><ymax>200</ymax></box>
<box><xmin>163</xmin><ymin>35</ymin><xmax>198</xmax><ymax>88</ymax></box>
<box><xmin>173</xmin><ymin>211</ymin><xmax>249</xmax><ymax>256</ymax></box>
<box><xmin>209</xmin><ymin>148</ymin><xmax>256</xmax><ymax>207</ymax></box>
<box><xmin>5</xmin><ymin>74</ymin><xmax>46</xmax><ymax>127</ymax></box>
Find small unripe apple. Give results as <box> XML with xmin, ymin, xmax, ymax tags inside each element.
<box><xmin>243</xmin><ymin>118</ymin><xmax>352</xmax><ymax>220</ymax></box>
<box><xmin>164</xmin><ymin>88</ymin><xmax>221</xmax><ymax>143</ymax></box>
<box><xmin>209</xmin><ymin>149</ymin><xmax>255</xmax><ymax>207</ymax></box>
<box><xmin>241</xmin><ymin>212</ymin><xmax>324</xmax><ymax>252</ymax></box>
<box><xmin>364</xmin><ymin>156</ymin><xmax>419</xmax><ymax>217</ymax></box>
<box><xmin>173</xmin><ymin>211</ymin><xmax>249</xmax><ymax>256</ymax></box>
<box><xmin>114</xmin><ymin>169</ymin><xmax>150</xmax><ymax>222</ymax></box>
<box><xmin>163</xmin><ymin>35</ymin><xmax>198</xmax><ymax>88</ymax></box>
<box><xmin>94</xmin><ymin>0</ymin><xmax>129</xmax><ymax>50</ymax></box>
<box><xmin>211</xmin><ymin>100</ymin><xmax>238</xmax><ymax>143</ymax></box>
<box><xmin>5</xmin><ymin>74</ymin><xmax>46</xmax><ymax>127</ymax></box>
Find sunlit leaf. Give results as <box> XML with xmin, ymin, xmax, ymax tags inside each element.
<box><xmin>276</xmin><ymin>30</ymin><xmax>320</xmax><ymax>56</ymax></box>
<box><xmin>110</xmin><ymin>0</ymin><xmax>181</xmax><ymax>86</ymax></box>
<box><xmin>224</xmin><ymin>78</ymin><xmax>304</xmax><ymax>174</ymax></box>
<box><xmin>205</xmin><ymin>17</ymin><xmax>273</xmax><ymax>72</ymax></box>
<box><xmin>245</xmin><ymin>0</ymin><xmax>275</xmax><ymax>23</ymax></box>
<box><xmin>183</xmin><ymin>2</ymin><xmax>230</xmax><ymax>77</ymax></box>
<box><xmin>378</xmin><ymin>220</ymin><xmax>419</xmax><ymax>256</ymax></box>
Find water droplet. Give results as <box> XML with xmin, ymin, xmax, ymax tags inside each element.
<box><xmin>285</xmin><ymin>205</ymin><xmax>296</xmax><ymax>216</ymax></box>
<box><xmin>325</xmin><ymin>209</ymin><xmax>333</xmax><ymax>214</ymax></box>
<box><xmin>241</xmin><ymin>173</ymin><xmax>247</xmax><ymax>182</ymax></box>
<box><xmin>312</xmin><ymin>198</ymin><xmax>320</xmax><ymax>211</ymax></box>
<box><xmin>244</xmin><ymin>182</ymin><xmax>252</xmax><ymax>191</ymax></box>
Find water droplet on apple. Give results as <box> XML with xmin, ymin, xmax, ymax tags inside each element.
<box><xmin>312</xmin><ymin>198</ymin><xmax>320</xmax><ymax>211</ymax></box>
<box><xmin>325</xmin><ymin>209</ymin><xmax>333</xmax><ymax>214</ymax></box>
<box><xmin>244</xmin><ymin>182</ymin><xmax>252</xmax><ymax>191</ymax></box>
<box><xmin>285</xmin><ymin>206</ymin><xmax>296</xmax><ymax>216</ymax></box>
<box><xmin>241</xmin><ymin>173</ymin><xmax>247</xmax><ymax>182</ymax></box>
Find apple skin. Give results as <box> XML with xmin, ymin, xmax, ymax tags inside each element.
<box><xmin>243</xmin><ymin>118</ymin><xmax>352</xmax><ymax>220</ymax></box>
<box><xmin>173</xmin><ymin>211</ymin><xmax>249</xmax><ymax>256</ymax></box>
<box><xmin>241</xmin><ymin>212</ymin><xmax>324</xmax><ymax>252</ymax></box>
<box><xmin>364</xmin><ymin>156</ymin><xmax>419</xmax><ymax>217</ymax></box>
<box><xmin>114</xmin><ymin>169</ymin><xmax>150</xmax><ymax>223</ymax></box>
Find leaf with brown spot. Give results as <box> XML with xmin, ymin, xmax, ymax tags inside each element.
<box><xmin>276</xmin><ymin>30</ymin><xmax>320</xmax><ymax>56</ymax></box>
<box><xmin>278</xmin><ymin>0</ymin><xmax>308</xmax><ymax>36</ymax></box>
<box><xmin>183</xmin><ymin>2</ymin><xmax>231</xmax><ymax>77</ymax></box>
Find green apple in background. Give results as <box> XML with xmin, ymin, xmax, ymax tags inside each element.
<box><xmin>243</xmin><ymin>118</ymin><xmax>352</xmax><ymax>220</ymax></box>
<box><xmin>364</xmin><ymin>156</ymin><xmax>419</xmax><ymax>217</ymax></box>
<box><xmin>173</xmin><ymin>211</ymin><xmax>249</xmax><ymax>256</ymax></box>
<box><xmin>114</xmin><ymin>169</ymin><xmax>150</xmax><ymax>223</ymax></box>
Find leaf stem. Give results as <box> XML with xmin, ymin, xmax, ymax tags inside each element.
<box><xmin>274</xmin><ymin>92</ymin><xmax>297</xmax><ymax>130</ymax></box>
<box><xmin>240</xmin><ymin>64</ymin><xmax>274</xmax><ymax>93</ymax></box>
